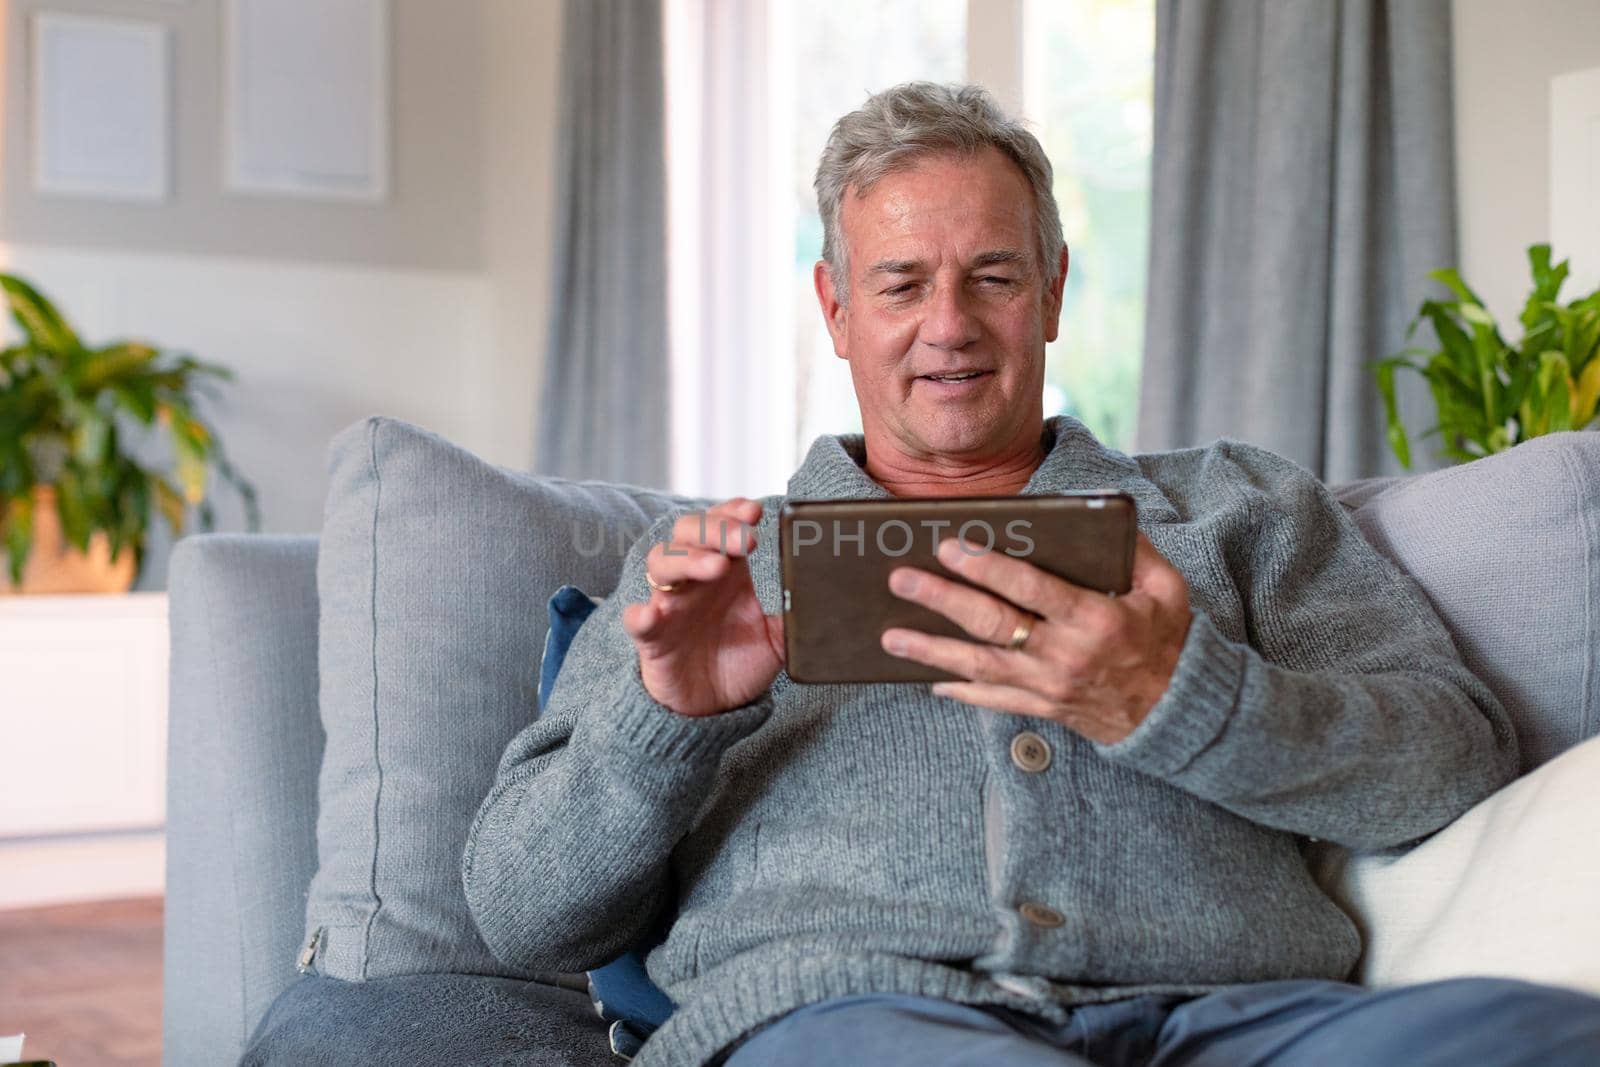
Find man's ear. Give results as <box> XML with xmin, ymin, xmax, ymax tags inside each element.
<box><xmin>813</xmin><ymin>260</ymin><xmax>849</xmax><ymax>358</ymax></box>
<box><xmin>1043</xmin><ymin>244</ymin><xmax>1069</xmax><ymax>344</ymax></box>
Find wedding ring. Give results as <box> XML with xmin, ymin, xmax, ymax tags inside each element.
<box><xmin>1006</xmin><ymin>616</ymin><xmax>1034</xmax><ymax>650</ymax></box>
<box><xmin>645</xmin><ymin>570</ymin><xmax>678</xmax><ymax>594</ymax></box>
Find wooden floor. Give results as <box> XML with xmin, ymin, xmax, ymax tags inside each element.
<box><xmin>0</xmin><ymin>896</ymin><xmax>162</xmax><ymax>1067</ymax></box>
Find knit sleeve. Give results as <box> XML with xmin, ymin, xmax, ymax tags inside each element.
<box><xmin>461</xmin><ymin>514</ymin><xmax>773</xmax><ymax>973</ymax></box>
<box><xmin>1094</xmin><ymin>442</ymin><xmax>1520</xmax><ymax>852</ymax></box>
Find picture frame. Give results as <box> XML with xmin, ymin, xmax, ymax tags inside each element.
<box><xmin>31</xmin><ymin>14</ymin><xmax>171</xmax><ymax>202</ymax></box>
<box><xmin>223</xmin><ymin>0</ymin><xmax>390</xmax><ymax>202</ymax></box>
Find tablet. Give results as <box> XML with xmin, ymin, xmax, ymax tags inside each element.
<box><xmin>778</xmin><ymin>493</ymin><xmax>1136</xmax><ymax>684</ymax></box>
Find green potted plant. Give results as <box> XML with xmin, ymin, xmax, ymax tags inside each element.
<box><xmin>1375</xmin><ymin>244</ymin><xmax>1600</xmax><ymax>468</ymax></box>
<box><xmin>0</xmin><ymin>273</ymin><xmax>257</xmax><ymax>594</ymax></box>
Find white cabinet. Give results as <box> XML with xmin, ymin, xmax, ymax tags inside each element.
<box><xmin>0</xmin><ymin>593</ymin><xmax>168</xmax><ymax>907</ymax></box>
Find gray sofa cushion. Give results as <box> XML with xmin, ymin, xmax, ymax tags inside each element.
<box><xmin>239</xmin><ymin>975</ymin><xmax>614</xmax><ymax>1066</ymax></box>
<box><xmin>1335</xmin><ymin>432</ymin><xmax>1600</xmax><ymax>772</ymax></box>
<box><xmin>165</xmin><ymin>535</ymin><xmax>323</xmax><ymax>1064</ymax></box>
<box><xmin>307</xmin><ymin>416</ymin><xmax>703</xmax><ymax>980</ymax></box>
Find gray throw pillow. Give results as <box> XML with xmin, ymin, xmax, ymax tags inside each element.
<box><xmin>306</xmin><ymin>416</ymin><xmax>703</xmax><ymax>980</ymax></box>
<box><xmin>1335</xmin><ymin>431</ymin><xmax>1600</xmax><ymax>772</ymax></box>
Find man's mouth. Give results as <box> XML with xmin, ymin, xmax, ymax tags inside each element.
<box><xmin>918</xmin><ymin>370</ymin><xmax>992</xmax><ymax>383</ymax></box>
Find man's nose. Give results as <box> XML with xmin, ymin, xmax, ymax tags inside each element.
<box><xmin>919</xmin><ymin>282</ymin><xmax>982</xmax><ymax>351</ymax></box>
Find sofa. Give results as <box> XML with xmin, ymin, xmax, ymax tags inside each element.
<box><xmin>160</xmin><ymin>417</ymin><xmax>1600</xmax><ymax>1066</ymax></box>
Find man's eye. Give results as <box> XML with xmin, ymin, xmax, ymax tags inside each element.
<box><xmin>883</xmin><ymin>283</ymin><xmax>917</xmax><ymax>297</ymax></box>
<box><xmin>978</xmin><ymin>276</ymin><xmax>1016</xmax><ymax>287</ymax></box>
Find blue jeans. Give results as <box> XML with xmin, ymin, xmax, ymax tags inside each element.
<box><xmin>722</xmin><ymin>978</ymin><xmax>1600</xmax><ymax>1067</ymax></box>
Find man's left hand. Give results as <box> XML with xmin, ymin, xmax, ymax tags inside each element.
<box><xmin>881</xmin><ymin>532</ymin><xmax>1193</xmax><ymax>745</ymax></box>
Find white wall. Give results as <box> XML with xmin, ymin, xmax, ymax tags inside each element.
<box><xmin>0</xmin><ymin>0</ymin><xmax>565</xmax><ymax>590</ymax></box>
<box><xmin>1453</xmin><ymin>0</ymin><xmax>1600</xmax><ymax>325</ymax></box>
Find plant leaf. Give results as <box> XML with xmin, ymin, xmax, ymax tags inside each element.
<box><xmin>1521</xmin><ymin>244</ymin><xmax>1570</xmax><ymax>334</ymax></box>
<box><xmin>115</xmin><ymin>477</ymin><xmax>147</xmax><ymax>574</ymax></box>
<box><xmin>1466</xmin><ymin>319</ymin><xmax>1506</xmax><ymax>429</ymax></box>
<box><xmin>2</xmin><ymin>493</ymin><xmax>34</xmax><ymax>586</ymax></box>
<box><xmin>1419</xmin><ymin>301</ymin><xmax>1477</xmax><ymax>381</ymax></box>
<box><xmin>1429</xmin><ymin>267</ymin><xmax>1490</xmax><ymax>309</ymax></box>
<box><xmin>209</xmin><ymin>437</ymin><xmax>261</xmax><ymax>531</ymax></box>
<box><xmin>1536</xmin><ymin>350</ymin><xmax>1574</xmax><ymax>434</ymax></box>
<box><xmin>78</xmin><ymin>343</ymin><xmax>160</xmax><ymax>392</ymax></box>
<box><xmin>1573</xmin><ymin>355</ymin><xmax>1600</xmax><ymax>427</ymax></box>
<box><xmin>0</xmin><ymin>274</ymin><xmax>81</xmax><ymax>353</ymax></box>
<box><xmin>71</xmin><ymin>409</ymin><xmax>111</xmax><ymax>467</ymax></box>
<box><xmin>53</xmin><ymin>468</ymin><xmax>94</xmax><ymax>552</ymax></box>
<box><xmin>1374</xmin><ymin>359</ymin><xmax>1412</xmax><ymax>469</ymax></box>
<box><xmin>1566</xmin><ymin>306</ymin><xmax>1600</xmax><ymax>374</ymax></box>
<box><xmin>151</xmin><ymin>477</ymin><xmax>187</xmax><ymax>534</ymax></box>
<box><xmin>111</xmin><ymin>380</ymin><xmax>159</xmax><ymax>424</ymax></box>
<box><xmin>171</xmin><ymin>416</ymin><xmax>209</xmax><ymax>504</ymax></box>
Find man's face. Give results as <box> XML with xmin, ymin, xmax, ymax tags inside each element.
<box><xmin>815</xmin><ymin>146</ymin><xmax>1067</xmax><ymax>462</ymax></box>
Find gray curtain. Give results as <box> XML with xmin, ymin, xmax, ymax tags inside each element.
<box><xmin>1137</xmin><ymin>0</ymin><xmax>1457</xmax><ymax>482</ymax></box>
<box><xmin>537</xmin><ymin>0</ymin><xmax>668</xmax><ymax>486</ymax></box>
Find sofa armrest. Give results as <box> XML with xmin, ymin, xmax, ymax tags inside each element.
<box><xmin>1311</xmin><ymin>734</ymin><xmax>1600</xmax><ymax>997</ymax></box>
<box><xmin>163</xmin><ymin>534</ymin><xmax>322</xmax><ymax>1066</ymax></box>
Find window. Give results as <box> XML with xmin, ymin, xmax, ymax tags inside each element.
<box><xmin>789</xmin><ymin>0</ymin><xmax>968</xmax><ymax>455</ymax></box>
<box><xmin>1026</xmin><ymin>0</ymin><xmax>1154</xmax><ymax>453</ymax></box>
<box><xmin>666</xmin><ymin>0</ymin><xmax>1153</xmax><ymax>497</ymax></box>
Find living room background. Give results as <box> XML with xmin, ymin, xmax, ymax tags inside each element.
<box><xmin>0</xmin><ymin>0</ymin><xmax>563</xmax><ymax>591</ymax></box>
<box><xmin>1</xmin><ymin>2</ymin><xmax>1598</xmax><ymax>1064</ymax></box>
<box><xmin>0</xmin><ymin>0</ymin><xmax>1588</xmax><ymax>585</ymax></box>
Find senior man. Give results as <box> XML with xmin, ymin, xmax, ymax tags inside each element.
<box><xmin>464</xmin><ymin>83</ymin><xmax>1600</xmax><ymax>1066</ymax></box>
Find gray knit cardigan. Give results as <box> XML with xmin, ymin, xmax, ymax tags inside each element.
<box><xmin>463</xmin><ymin>416</ymin><xmax>1518</xmax><ymax>1067</ymax></box>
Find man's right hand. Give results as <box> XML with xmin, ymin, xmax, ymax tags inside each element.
<box><xmin>621</xmin><ymin>498</ymin><xmax>785</xmax><ymax>717</ymax></box>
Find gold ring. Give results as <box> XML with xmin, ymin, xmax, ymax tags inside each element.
<box><xmin>645</xmin><ymin>570</ymin><xmax>678</xmax><ymax>594</ymax></box>
<box><xmin>1006</xmin><ymin>616</ymin><xmax>1034</xmax><ymax>650</ymax></box>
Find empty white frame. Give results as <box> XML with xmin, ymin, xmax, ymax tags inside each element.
<box><xmin>224</xmin><ymin>0</ymin><xmax>389</xmax><ymax>201</ymax></box>
<box><xmin>32</xmin><ymin>14</ymin><xmax>170</xmax><ymax>201</ymax></box>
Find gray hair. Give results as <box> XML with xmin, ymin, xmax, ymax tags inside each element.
<box><xmin>814</xmin><ymin>82</ymin><xmax>1065</xmax><ymax>303</ymax></box>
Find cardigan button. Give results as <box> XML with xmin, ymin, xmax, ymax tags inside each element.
<box><xmin>1019</xmin><ymin>901</ymin><xmax>1065</xmax><ymax>928</ymax></box>
<box><xmin>1010</xmin><ymin>731</ymin><xmax>1052</xmax><ymax>772</ymax></box>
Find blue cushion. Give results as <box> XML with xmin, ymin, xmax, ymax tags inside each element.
<box><xmin>540</xmin><ymin>585</ymin><xmax>677</xmax><ymax>1037</ymax></box>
